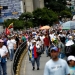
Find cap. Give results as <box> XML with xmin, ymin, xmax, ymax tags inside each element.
<box><xmin>0</xmin><ymin>39</ymin><xmax>4</xmax><ymax>42</ymax></box>
<box><xmin>67</xmin><ymin>56</ymin><xmax>75</xmax><ymax>61</ymax></box>
<box><xmin>65</xmin><ymin>40</ymin><xmax>74</xmax><ymax>46</ymax></box>
<box><xmin>68</xmin><ymin>36</ymin><xmax>72</xmax><ymax>39</ymax></box>
<box><xmin>51</xmin><ymin>46</ymin><xmax>58</xmax><ymax>52</ymax></box>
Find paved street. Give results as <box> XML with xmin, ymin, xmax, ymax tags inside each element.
<box><xmin>7</xmin><ymin>59</ymin><xmax>12</xmax><ymax>75</ymax></box>
<box><xmin>20</xmin><ymin>52</ymin><xmax>50</xmax><ymax>75</ymax></box>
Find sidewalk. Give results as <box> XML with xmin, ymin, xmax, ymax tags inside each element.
<box><xmin>20</xmin><ymin>52</ymin><xmax>50</xmax><ymax>75</ymax></box>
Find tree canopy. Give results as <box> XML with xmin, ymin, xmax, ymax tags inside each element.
<box><xmin>4</xmin><ymin>7</ymin><xmax>72</xmax><ymax>29</ymax></box>
<box><xmin>33</xmin><ymin>8</ymin><xmax>58</xmax><ymax>26</ymax></box>
<box><xmin>44</xmin><ymin>0</ymin><xmax>68</xmax><ymax>12</ymax></box>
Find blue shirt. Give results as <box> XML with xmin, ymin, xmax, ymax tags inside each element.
<box><xmin>44</xmin><ymin>58</ymin><xmax>70</xmax><ymax>75</ymax></box>
<box><xmin>69</xmin><ymin>66</ymin><xmax>75</xmax><ymax>75</ymax></box>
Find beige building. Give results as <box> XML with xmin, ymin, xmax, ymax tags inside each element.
<box><xmin>22</xmin><ymin>0</ymin><xmax>44</xmax><ymax>13</ymax></box>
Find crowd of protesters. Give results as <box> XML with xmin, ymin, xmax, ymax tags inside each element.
<box><xmin>26</xmin><ymin>26</ymin><xmax>75</xmax><ymax>75</ymax></box>
<box><xmin>0</xmin><ymin>25</ymin><xmax>75</xmax><ymax>75</ymax></box>
<box><xmin>0</xmin><ymin>30</ymin><xmax>27</xmax><ymax>75</ymax></box>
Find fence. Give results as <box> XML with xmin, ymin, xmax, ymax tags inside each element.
<box><xmin>11</xmin><ymin>41</ymin><xmax>27</xmax><ymax>75</ymax></box>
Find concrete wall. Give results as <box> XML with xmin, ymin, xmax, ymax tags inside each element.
<box><xmin>33</xmin><ymin>0</ymin><xmax>40</xmax><ymax>10</ymax></box>
<box><xmin>25</xmin><ymin>0</ymin><xmax>34</xmax><ymax>12</ymax></box>
<box><xmin>33</xmin><ymin>0</ymin><xmax>44</xmax><ymax>10</ymax></box>
<box><xmin>22</xmin><ymin>0</ymin><xmax>44</xmax><ymax>12</ymax></box>
<box><xmin>39</xmin><ymin>0</ymin><xmax>44</xmax><ymax>8</ymax></box>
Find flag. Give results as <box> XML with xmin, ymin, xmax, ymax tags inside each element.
<box><xmin>5</xmin><ymin>28</ymin><xmax>10</xmax><ymax>35</ymax></box>
<box><xmin>8</xmin><ymin>23</ymin><xmax>13</xmax><ymax>29</ymax></box>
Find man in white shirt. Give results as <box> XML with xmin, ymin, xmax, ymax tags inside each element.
<box><xmin>44</xmin><ymin>46</ymin><xmax>70</xmax><ymax>75</ymax></box>
<box><xmin>7</xmin><ymin>36</ymin><xmax>16</xmax><ymax>61</ymax></box>
<box><xmin>40</xmin><ymin>34</ymin><xmax>45</xmax><ymax>54</ymax></box>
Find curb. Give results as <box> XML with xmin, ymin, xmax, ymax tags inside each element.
<box><xmin>15</xmin><ymin>48</ymin><xmax>27</xmax><ymax>75</ymax></box>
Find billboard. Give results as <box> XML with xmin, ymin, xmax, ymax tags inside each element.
<box><xmin>1</xmin><ymin>0</ymin><xmax>23</xmax><ymax>19</ymax></box>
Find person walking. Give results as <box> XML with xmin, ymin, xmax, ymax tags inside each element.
<box><xmin>44</xmin><ymin>46</ymin><xmax>70</xmax><ymax>75</ymax></box>
<box><xmin>0</xmin><ymin>39</ymin><xmax>8</xmax><ymax>75</ymax></box>
<box><xmin>7</xmin><ymin>35</ymin><xmax>16</xmax><ymax>61</ymax></box>
<box><xmin>67</xmin><ymin>55</ymin><xmax>75</xmax><ymax>75</ymax></box>
<box><xmin>30</xmin><ymin>40</ymin><xmax>40</xmax><ymax>70</ymax></box>
<box><xmin>43</xmin><ymin>34</ymin><xmax>50</xmax><ymax>57</ymax></box>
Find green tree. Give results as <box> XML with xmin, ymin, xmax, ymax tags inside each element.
<box><xmin>33</xmin><ymin>8</ymin><xmax>58</xmax><ymax>26</ymax></box>
<box><xmin>4</xmin><ymin>19</ymin><xmax>25</xmax><ymax>29</ymax></box>
<box><xmin>13</xmin><ymin>20</ymin><xmax>25</xmax><ymax>29</ymax></box>
<box><xmin>24</xmin><ymin>21</ymin><xmax>33</xmax><ymax>28</ymax></box>
<box><xmin>44</xmin><ymin>0</ymin><xmax>68</xmax><ymax>12</ymax></box>
<box><xmin>19</xmin><ymin>12</ymin><xmax>33</xmax><ymax>21</ymax></box>
<box><xmin>60</xmin><ymin>10</ymin><xmax>72</xmax><ymax>18</ymax></box>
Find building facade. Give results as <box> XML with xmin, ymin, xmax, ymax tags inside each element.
<box><xmin>22</xmin><ymin>0</ymin><xmax>44</xmax><ymax>12</ymax></box>
<box><xmin>0</xmin><ymin>0</ymin><xmax>44</xmax><ymax>20</ymax></box>
<box><xmin>0</xmin><ymin>0</ymin><xmax>24</xmax><ymax>19</ymax></box>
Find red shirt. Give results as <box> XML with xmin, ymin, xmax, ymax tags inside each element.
<box><xmin>44</xmin><ymin>37</ymin><xmax>50</xmax><ymax>46</ymax></box>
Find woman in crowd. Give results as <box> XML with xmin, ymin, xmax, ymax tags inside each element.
<box><xmin>67</xmin><ymin>56</ymin><xmax>75</xmax><ymax>75</ymax></box>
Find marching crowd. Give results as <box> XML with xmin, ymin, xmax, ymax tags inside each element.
<box><xmin>27</xmin><ymin>27</ymin><xmax>75</xmax><ymax>75</ymax></box>
<box><xmin>0</xmin><ymin>31</ymin><xmax>27</xmax><ymax>75</ymax></box>
<box><xmin>0</xmin><ymin>26</ymin><xmax>75</xmax><ymax>75</ymax></box>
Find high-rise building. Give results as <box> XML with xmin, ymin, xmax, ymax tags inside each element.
<box><xmin>0</xmin><ymin>0</ymin><xmax>44</xmax><ymax>20</ymax></box>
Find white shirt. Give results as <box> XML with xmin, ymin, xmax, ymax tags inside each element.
<box><xmin>27</xmin><ymin>41</ymin><xmax>32</xmax><ymax>47</ymax></box>
<box><xmin>36</xmin><ymin>41</ymin><xmax>42</xmax><ymax>47</ymax></box>
<box><xmin>40</xmin><ymin>36</ymin><xmax>45</xmax><ymax>44</ymax></box>
<box><xmin>44</xmin><ymin>59</ymin><xmax>70</xmax><ymax>75</ymax></box>
<box><xmin>49</xmin><ymin>34</ymin><xmax>54</xmax><ymax>41</ymax></box>
<box><xmin>0</xmin><ymin>45</ymin><xmax>8</xmax><ymax>62</ymax></box>
<box><xmin>7</xmin><ymin>39</ymin><xmax>16</xmax><ymax>49</ymax></box>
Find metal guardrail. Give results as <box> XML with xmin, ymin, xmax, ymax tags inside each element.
<box><xmin>11</xmin><ymin>41</ymin><xmax>27</xmax><ymax>75</ymax></box>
